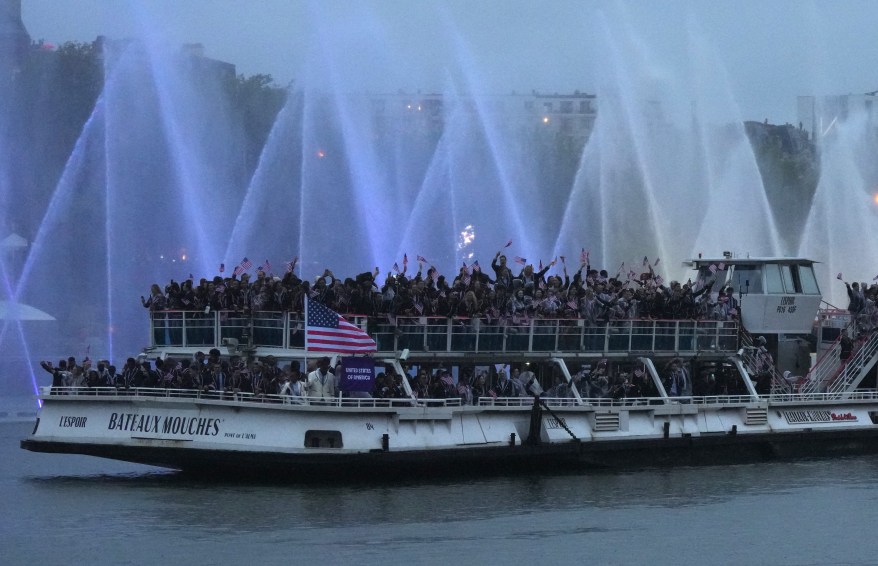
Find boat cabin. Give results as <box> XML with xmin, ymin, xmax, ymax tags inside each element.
<box><xmin>685</xmin><ymin>257</ymin><xmax>822</xmax><ymax>335</ymax></box>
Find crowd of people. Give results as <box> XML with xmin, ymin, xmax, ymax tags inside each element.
<box><xmin>844</xmin><ymin>280</ymin><xmax>878</xmax><ymax>334</ymax></box>
<box><xmin>40</xmin><ymin>349</ymin><xmax>746</xmax><ymax>404</ymax></box>
<box><xmin>142</xmin><ymin>252</ymin><xmax>740</xmax><ymax>324</ymax></box>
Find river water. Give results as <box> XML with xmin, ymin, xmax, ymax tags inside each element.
<box><xmin>4</xmin><ymin>417</ymin><xmax>878</xmax><ymax>565</ymax></box>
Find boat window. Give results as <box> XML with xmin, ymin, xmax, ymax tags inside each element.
<box><xmin>779</xmin><ymin>264</ymin><xmax>797</xmax><ymax>293</ymax></box>
<box><xmin>787</xmin><ymin>264</ymin><xmax>803</xmax><ymax>293</ymax></box>
<box><xmin>304</xmin><ymin>430</ymin><xmax>344</xmax><ymax>449</ymax></box>
<box><xmin>765</xmin><ymin>265</ymin><xmax>785</xmax><ymax>294</ymax></box>
<box><xmin>796</xmin><ymin>264</ymin><xmax>821</xmax><ymax>295</ymax></box>
<box><xmin>733</xmin><ymin>265</ymin><xmax>763</xmax><ymax>293</ymax></box>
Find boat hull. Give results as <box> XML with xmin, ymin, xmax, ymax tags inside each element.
<box><xmin>20</xmin><ymin>390</ymin><xmax>878</xmax><ymax>476</ymax></box>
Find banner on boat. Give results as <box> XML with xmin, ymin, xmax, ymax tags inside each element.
<box><xmin>339</xmin><ymin>356</ymin><xmax>376</xmax><ymax>392</ymax></box>
<box><xmin>782</xmin><ymin>410</ymin><xmax>858</xmax><ymax>424</ymax></box>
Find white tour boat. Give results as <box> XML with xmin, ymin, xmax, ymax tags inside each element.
<box><xmin>20</xmin><ymin>257</ymin><xmax>878</xmax><ymax>476</ymax></box>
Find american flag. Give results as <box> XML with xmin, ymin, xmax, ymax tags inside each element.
<box><xmin>414</xmin><ymin>301</ymin><xmax>424</xmax><ymax>314</ymax></box>
<box><xmin>462</xmin><ymin>274</ymin><xmax>472</xmax><ymax>286</ymax></box>
<box><xmin>393</xmin><ymin>262</ymin><xmax>400</xmax><ymax>273</ymax></box>
<box><xmin>233</xmin><ymin>265</ymin><xmax>244</xmax><ymax>276</ymax></box>
<box><xmin>403</xmin><ymin>254</ymin><xmax>408</xmax><ymax>267</ymax></box>
<box><xmin>285</xmin><ymin>257</ymin><xmax>298</xmax><ymax>273</ymax></box>
<box><xmin>837</xmin><ymin>272</ymin><xmax>843</xmax><ymax>280</ymax></box>
<box><xmin>580</xmin><ymin>248</ymin><xmax>588</xmax><ymax>264</ymax></box>
<box><xmin>567</xmin><ymin>298</ymin><xmax>578</xmax><ymax>310</ymax></box>
<box><xmin>634</xmin><ymin>368</ymin><xmax>644</xmax><ymax>378</ymax></box>
<box><xmin>263</xmin><ymin>259</ymin><xmax>272</xmax><ymax>273</ymax></box>
<box><xmin>514</xmin><ymin>256</ymin><xmax>527</xmax><ymax>265</ymax></box>
<box><xmin>655</xmin><ymin>276</ymin><xmax>664</xmax><ymax>285</ymax></box>
<box><xmin>539</xmin><ymin>260</ymin><xmax>543</xmax><ymax>270</ymax></box>
<box><xmin>462</xmin><ymin>261</ymin><xmax>469</xmax><ymax>274</ymax></box>
<box><xmin>305</xmin><ymin>297</ymin><xmax>376</xmax><ymax>353</ymax></box>
<box><xmin>239</xmin><ymin>257</ymin><xmax>252</xmax><ymax>271</ymax></box>
<box><xmin>718</xmin><ymin>262</ymin><xmax>725</xmax><ymax>271</ymax></box>
<box><xmin>504</xmin><ymin>239</ymin><xmax>512</xmax><ymax>248</ymax></box>
<box><xmin>709</xmin><ymin>264</ymin><xmax>718</xmax><ymax>274</ymax></box>
<box><xmin>417</xmin><ymin>254</ymin><xmax>428</xmax><ymax>263</ymax></box>
<box><xmin>219</xmin><ymin>263</ymin><xmax>225</xmax><ymax>273</ymax></box>
<box><xmin>473</xmin><ymin>260</ymin><xmax>481</xmax><ymax>272</ymax></box>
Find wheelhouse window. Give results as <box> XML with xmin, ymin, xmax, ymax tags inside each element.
<box><xmin>733</xmin><ymin>265</ymin><xmax>763</xmax><ymax>293</ymax></box>
<box><xmin>764</xmin><ymin>264</ymin><xmax>786</xmax><ymax>294</ymax></box>
<box><xmin>794</xmin><ymin>264</ymin><xmax>820</xmax><ymax>294</ymax></box>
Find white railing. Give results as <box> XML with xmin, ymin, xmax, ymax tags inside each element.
<box><xmin>150</xmin><ymin>311</ymin><xmax>739</xmax><ymax>355</ymax></box>
<box><xmin>800</xmin><ymin>338</ymin><xmax>843</xmax><ymax>394</ymax></box>
<box><xmin>42</xmin><ymin>385</ymin><xmax>878</xmax><ymax>409</ymax></box>
<box><xmin>827</xmin><ymin>331</ymin><xmax>878</xmax><ymax>396</ymax></box>
<box><xmin>37</xmin><ymin>386</ymin><xmax>471</xmax><ymax>408</ymax></box>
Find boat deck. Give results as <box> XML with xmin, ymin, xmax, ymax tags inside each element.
<box><xmin>148</xmin><ymin>311</ymin><xmax>739</xmax><ymax>360</ymax></box>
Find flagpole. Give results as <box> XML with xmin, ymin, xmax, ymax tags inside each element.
<box><xmin>304</xmin><ymin>296</ymin><xmax>309</xmax><ymax>353</ymax></box>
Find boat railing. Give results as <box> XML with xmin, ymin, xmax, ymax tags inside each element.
<box><xmin>42</xmin><ymin>385</ymin><xmax>878</xmax><ymax>407</ymax></box>
<box><xmin>767</xmin><ymin>390</ymin><xmax>878</xmax><ymax>402</ymax></box>
<box><xmin>825</xmin><ymin>330</ymin><xmax>878</xmax><ymax>396</ymax></box>
<box><xmin>149</xmin><ymin>311</ymin><xmax>739</xmax><ymax>355</ymax></box>
<box><xmin>37</xmin><ymin>386</ymin><xmax>463</xmax><ymax>408</ymax></box>
<box><xmin>798</xmin><ymin>319</ymin><xmax>854</xmax><ymax>394</ymax></box>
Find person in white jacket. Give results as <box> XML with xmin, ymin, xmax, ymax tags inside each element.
<box><xmin>306</xmin><ymin>356</ymin><xmax>337</xmax><ymax>402</ymax></box>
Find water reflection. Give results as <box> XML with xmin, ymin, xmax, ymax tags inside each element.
<box><xmin>19</xmin><ymin>453</ymin><xmax>878</xmax><ymax>532</ymax></box>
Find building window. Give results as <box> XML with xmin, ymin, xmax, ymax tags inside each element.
<box><xmin>560</xmin><ymin>100</ymin><xmax>573</xmax><ymax>114</ymax></box>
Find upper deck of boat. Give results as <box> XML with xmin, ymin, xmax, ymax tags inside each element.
<box><xmin>147</xmin><ymin>310</ymin><xmax>740</xmax><ymax>363</ymax></box>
